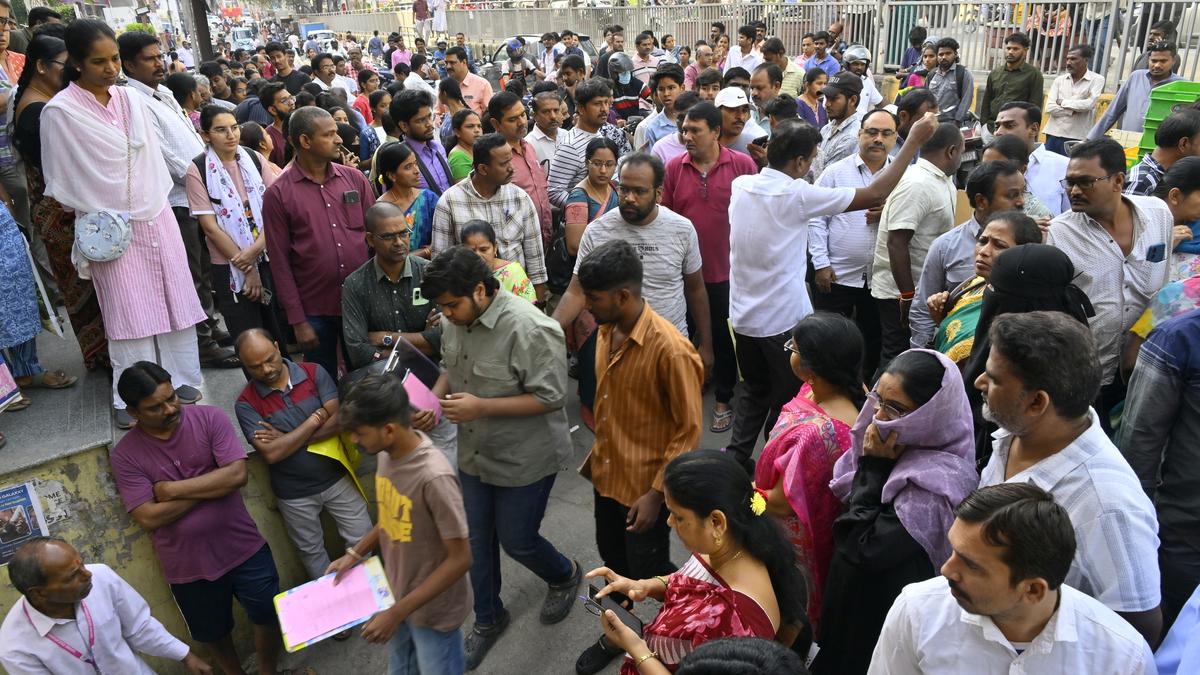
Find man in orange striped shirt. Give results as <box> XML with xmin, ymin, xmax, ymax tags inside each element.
<box><xmin>573</xmin><ymin>240</ymin><xmax>704</xmax><ymax>675</ymax></box>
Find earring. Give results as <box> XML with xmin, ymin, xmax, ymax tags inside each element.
<box><xmin>713</xmin><ymin>533</ymin><xmax>722</xmax><ymax>549</ymax></box>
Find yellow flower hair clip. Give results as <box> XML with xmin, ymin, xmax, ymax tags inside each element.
<box><xmin>750</xmin><ymin>487</ymin><xmax>768</xmax><ymax>516</ymax></box>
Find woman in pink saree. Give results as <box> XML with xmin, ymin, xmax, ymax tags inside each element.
<box><xmin>755</xmin><ymin>313</ymin><xmax>865</xmax><ymax>631</ymax></box>
<box><xmin>585</xmin><ymin>449</ymin><xmax>808</xmax><ymax>673</ymax></box>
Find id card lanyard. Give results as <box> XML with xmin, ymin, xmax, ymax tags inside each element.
<box><xmin>24</xmin><ymin>600</ymin><xmax>100</xmax><ymax>673</ymax></box>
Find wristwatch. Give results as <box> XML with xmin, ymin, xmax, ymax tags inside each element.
<box><xmin>382</xmin><ymin>333</ymin><xmax>394</xmax><ymax>347</ymax></box>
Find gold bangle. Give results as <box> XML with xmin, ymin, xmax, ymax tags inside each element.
<box><xmin>345</xmin><ymin>547</ymin><xmax>364</xmax><ymax>561</ymax></box>
<box><xmin>635</xmin><ymin>651</ymin><xmax>658</xmax><ymax>667</ymax></box>
<box><xmin>653</xmin><ymin>575</ymin><xmax>669</xmax><ymax>589</ymax></box>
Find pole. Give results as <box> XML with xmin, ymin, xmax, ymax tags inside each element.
<box><xmin>185</xmin><ymin>0</ymin><xmax>216</xmax><ymax>61</ymax></box>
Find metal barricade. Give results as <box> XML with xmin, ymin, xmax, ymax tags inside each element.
<box><xmin>302</xmin><ymin>0</ymin><xmax>1200</xmax><ymax>90</ymax></box>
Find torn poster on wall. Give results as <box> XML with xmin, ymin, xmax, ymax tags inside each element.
<box><xmin>0</xmin><ymin>482</ymin><xmax>49</xmax><ymax>565</ymax></box>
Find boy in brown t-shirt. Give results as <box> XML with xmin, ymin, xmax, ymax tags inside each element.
<box><xmin>329</xmin><ymin>375</ymin><xmax>472</xmax><ymax>673</ymax></box>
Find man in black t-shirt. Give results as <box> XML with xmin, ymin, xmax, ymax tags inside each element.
<box><xmin>233</xmin><ymin>329</ymin><xmax>372</xmax><ymax>580</ymax></box>
<box><xmin>266</xmin><ymin>41</ymin><xmax>310</xmax><ymax>95</ymax></box>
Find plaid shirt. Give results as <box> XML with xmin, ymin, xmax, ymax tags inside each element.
<box><xmin>431</xmin><ymin>175</ymin><xmax>547</xmax><ymax>284</ymax></box>
<box><xmin>1124</xmin><ymin>153</ymin><xmax>1165</xmax><ymax>197</ymax></box>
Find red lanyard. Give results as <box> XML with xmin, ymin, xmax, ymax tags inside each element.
<box><xmin>24</xmin><ymin>600</ymin><xmax>98</xmax><ymax>672</ymax></box>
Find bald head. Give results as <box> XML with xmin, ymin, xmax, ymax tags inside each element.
<box><xmin>9</xmin><ymin>537</ymin><xmax>92</xmax><ymax>611</ymax></box>
<box><xmin>235</xmin><ymin>329</ymin><xmax>287</xmax><ymax>386</ymax></box>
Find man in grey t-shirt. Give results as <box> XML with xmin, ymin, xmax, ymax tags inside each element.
<box><xmin>553</xmin><ymin>153</ymin><xmax>713</xmax><ymax>369</ymax></box>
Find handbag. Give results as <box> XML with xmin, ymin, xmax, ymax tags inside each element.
<box><xmin>545</xmin><ymin>211</ymin><xmax>575</xmax><ymax>295</ymax></box>
<box><xmin>75</xmin><ymin>93</ymin><xmax>133</xmax><ymax>262</ymax></box>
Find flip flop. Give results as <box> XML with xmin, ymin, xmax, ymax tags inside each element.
<box><xmin>709</xmin><ymin>408</ymin><xmax>734</xmax><ymax>433</ymax></box>
<box><xmin>17</xmin><ymin>370</ymin><xmax>77</xmax><ymax>390</ymax></box>
<box><xmin>5</xmin><ymin>395</ymin><xmax>31</xmax><ymax>412</ymax></box>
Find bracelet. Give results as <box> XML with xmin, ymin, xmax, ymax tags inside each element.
<box><xmin>653</xmin><ymin>575</ymin><xmax>670</xmax><ymax>589</ymax></box>
<box><xmin>899</xmin><ymin>290</ymin><xmax>916</xmax><ymax>301</ymax></box>
<box><xmin>345</xmin><ymin>547</ymin><xmax>364</xmax><ymax>561</ymax></box>
<box><xmin>633</xmin><ymin>648</ymin><xmax>662</xmax><ymax>662</ymax></box>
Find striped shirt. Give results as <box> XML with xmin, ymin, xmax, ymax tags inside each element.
<box><xmin>1047</xmin><ymin>195</ymin><xmax>1173</xmax><ymax>384</ymax></box>
<box><xmin>810</xmin><ymin>152</ymin><xmax>889</xmax><ymax>289</ymax></box>
<box><xmin>430</xmin><ymin>175</ymin><xmax>547</xmax><ymax>284</ymax></box>
<box><xmin>591</xmin><ymin>302</ymin><xmax>703</xmax><ymax>506</ymax></box>
<box><xmin>547</xmin><ymin>126</ymin><xmax>598</xmax><ymax>208</ymax></box>
<box><xmin>982</xmin><ymin>410</ymin><xmax>1162</xmax><ymax>613</ymax></box>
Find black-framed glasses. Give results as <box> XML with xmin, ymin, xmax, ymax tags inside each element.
<box><xmin>371</xmin><ymin>229</ymin><xmax>413</xmax><ymax>242</ymax></box>
<box><xmin>1059</xmin><ymin>174</ymin><xmax>1115</xmax><ymax>190</ymax></box>
<box><xmin>868</xmin><ymin>391</ymin><xmax>913</xmax><ymax>420</ymax></box>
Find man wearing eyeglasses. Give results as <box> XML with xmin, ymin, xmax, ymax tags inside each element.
<box><xmin>342</xmin><ymin>202</ymin><xmax>442</xmax><ymax>368</ymax></box>
<box><xmin>1046</xmin><ymin>137</ymin><xmax>1172</xmax><ymax>435</ymax></box>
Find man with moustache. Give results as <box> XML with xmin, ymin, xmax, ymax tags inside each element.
<box><xmin>0</xmin><ymin>537</ymin><xmax>212</xmax><ymax>674</ymax></box>
<box><xmin>109</xmin><ymin>362</ymin><xmax>286</xmax><ymax>675</ymax></box>
<box><xmin>812</xmin><ymin>71</ymin><xmax>863</xmax><ymax>178</ymax></box>
<box><xmin>871</xmin><ymin>483</ymin><xmax>1156</xmax><ymax>673</ymax></box>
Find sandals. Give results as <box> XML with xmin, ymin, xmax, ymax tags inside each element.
<box><xmin>5</xmin><ymin>395</ymin><xmax>31</xmax><ymax>412</ymax></box>
<box><xmin>710</xmin><ymin>407</ymin><xmax>734</xmax><ymax>433</ymax></box>
<box><xmin>16</xmin><ymin>370</ymin><xmax>77</xmax><ymax>390</ymax></box>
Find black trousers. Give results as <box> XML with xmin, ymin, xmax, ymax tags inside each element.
<box><xmin>875</xmin><ymin>298</ymin><xmax>912</xmax><ymax>380</ymax></box>
<box><xmin>1161</xmin><ymin>530</ymin><xmax>1200</xmax><ymax>633</ymax></box>
<box><xmin>1094</xmin><ymin>378</ymin><xmax>1127</xmax><ymax>437</ymax></box>
<box><xmin>706</xmin><ymin>280</ymin><xmax>737</xmax><ymax>405</ymax></box>
<box><xmin>727</xmin><ymin>331</ymin><xmax>803</xmax><ymax>465</ymax></box>
<box><xmin>812</xmin><ymin>283</ymin><xmax>882</xmax><ymax>380</ymax></box>
<box><xmin>594</xmin><ymin>492</ymin><xmax>674</xmax><ymax>580</ymax></box>
<box><xmin>172</xmin><ymin>206</ymin><xmax>220</xmax><ymax>347</ymax></box>
<box><xmin>210</xmin><ymin>262</ymin><xmax>289</xmax><ymax>358</ymax></box>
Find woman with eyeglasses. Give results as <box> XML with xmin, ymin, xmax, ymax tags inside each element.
<box><xmin>812</xmin><ymin>349</ymin><xmax>976</xmax><ymax>675</ymax></box>
<box><xmin>563</xmin><ymin>136</ymin><xmax>621</xmax><ymax>427</ymax></box>
<box><xmin>13</xmin><ymin>34</ymin><xmax>110</xmax><ymax>372</ymax></box>
<box><xmin>375</xmin><ymin>141</ymin><xmax>438</xmax><ymax>258</ymax></box>
<box><xmin>184</xmin><ymin>106</ymin><xmax>288</xmax><ymax>350</ymax></box>
<box><xmin>754</xmin><ymin>313</ymin><xmax>863</xmax><ymax>634</ymax></box>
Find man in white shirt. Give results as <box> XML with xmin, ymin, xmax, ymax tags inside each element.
<box><xmin>810</xmin><ymin>109</ymin><xmax>899</xmax><ymax>378</ymax></box>
<box><xmin>177</xmin><ymin>39</ymin><xmax>195</xmax><ymax>69</ymax></box>
<box><xmin>526</xmin><ymin>90</ymin><xmax>563</xmax><ymax>167</ymax></box>
<box><xmin>724</xmin><ymin>25</ymin><xmax>762</xmax><ymax>73</ymax></box>
<box><xmin>728</xmin><ymin>112</ymin><xmax>938</xmax><ymax>468</ymax></box>
<box><xmin>976</xmin><ymin>311</ymin><xmax>1164</xmax><ymax>647</ymax></box>
<box><xmin>993</xmin><ymin>101</ymin><xmax>1070</xmax><ymax>215</ymax></box>
<box><xmin>311</xmin><ymin>52</ymin><xmax>338</xmax><ymax>91</ymax></box>
<box><xmin>1044</xmin><ymin>44</ymin><xmax>1105</xmax><ymax>156</ymax></box>
<box><xmin>1046</xmin><ymin>138</ymin><xmax>1172</xmax><ymax>433</ymax></box>
<box><xmin>871</xmin><ymin>122</ymin><xmax>962</xmax><ymax>373</ymax></box>
<box><xmin>119</xmin><ymin>31</ymin><xmax>235</xmax><ymax>376</ymax></box>
<box><xmin>403</xmin><ymin>53</ymin><xmax>437</xmax><ymax>102</ymax></box>
<box><xmin>0</xmin><ymin>537</ymin><xmax>212</xmax><ymax>674</ymax></box>
<box><xmin>870</xmin><ymin>483</ymin><xmax>1156</xmax><ymax>675</ymax></box>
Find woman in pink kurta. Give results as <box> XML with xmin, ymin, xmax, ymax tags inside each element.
<box><xmin>754</xmin><ymin>313</ymin><xmax>865</xmax><ymax>632</ymax></box>
<box><xmin>41</xmin><ymin>21</ymin><xmax>205</xmax><ymax>411</ymax></box>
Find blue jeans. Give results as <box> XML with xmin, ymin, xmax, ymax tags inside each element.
<box><xmin>4</xmin><ymin>338</ymin><xmax>44</xmax><ymax>379</ymax></box>
<box><xmin>459</xmin><ymin>471</ymin><xmax>573</xmax><ymax>626</ymax></box>
<box><xmin>388</xmin><ymin>622</ymin><xmax>463</xmax><ymax>675</ymax></box>
<box><xmin>1085</xmin><ymin>16</ymin><xmax>1112</xmax><ymax>72</ymax></box>
<box><xmin>303</xmin><ymin>315</ymin><xmax>343</xmax><ymax>381</ymax></box>
<box><xmin>1044</xmin><ymin>134</ymin><xmax>1073</xmax><ymax>156</ymax></box>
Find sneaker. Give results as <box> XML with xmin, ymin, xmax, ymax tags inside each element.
<box><xmin>174</xmin><ymin>385</ymin><xmax>203</xmax><ymax>404</ymax></box>
<box><xmin>114</xmin><ymin>408</ymin><xmax>135</xmax><ymax>430</ymax></box>
<box><xmin>541</xmin><ymin>558</ymin><xmax>582</xmax><ymax>625</ymax></box>
<box><xmin>575</xmin><ymin>636</ymin><xmax>622</xmax><ymax>675</ymax></box>
<box><xmin>464</xmin><ymin>610</ymin><xmax>510</xmax><ymax>671</ymax></box>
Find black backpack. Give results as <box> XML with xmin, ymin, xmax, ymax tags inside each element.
<box><xmin>192</xmin><ymin>151</ymin><xmax>263</xmax><ymax>203</ymax></box>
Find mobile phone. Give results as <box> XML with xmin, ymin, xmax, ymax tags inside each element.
<box><xmin>752</xmin><ymin>135</ymin><xmax>769</xmax><ymax>147</ymax></box>
<box><xmin>588</xmin><ymin>582</ymin><xmax>644</xmax><ymax>636</ymax></box>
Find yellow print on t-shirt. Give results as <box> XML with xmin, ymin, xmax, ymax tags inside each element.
<box><xmin>377</xmin><ymin>476</ymin><xmax>414</xmax><ymax>543</ymax></box>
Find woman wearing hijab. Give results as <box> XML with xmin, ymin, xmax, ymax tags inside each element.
<box><xmin>812</xmin><ymin>349</ymin><xmax>977</xmax><ymax>675</ymax></box>
<box><xmin>962</xmin><ymin>244</ymin><xmax>1095</xmax><ymax>466</ymax></box>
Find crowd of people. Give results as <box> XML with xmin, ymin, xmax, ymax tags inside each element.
<box><xmin>1</xmin><ymin>5</ymin><xmax>1200</xmax><ymax>675</ymax></box>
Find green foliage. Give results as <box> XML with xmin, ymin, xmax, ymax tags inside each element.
<box><xmin>11</xmin><ymin>0</ymin><xmax>26</xmax><ymax>25</ymax></box>
<box><xmin>48</xmin><ymin>4</ymin><xmax>75</xmax><ymax>22</ymax></box>
<box><xmin>123</xmin><ymin>22</ymin><xmax>157</xmax><ymax>35</ymax></box>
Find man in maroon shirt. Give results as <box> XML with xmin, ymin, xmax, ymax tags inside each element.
<box><xmin>264</xmin><ymin>107</ymin><xmax>374</xmax><ymax>379</ymax></box>
<box><xmin>660</xmin><ymin>101</ymin><xmax>758</xmax><ymax>436</ymax></box>
<box><xmin>489</xmin><ymin>91</ymin><xmax>554</xmax><ymax>246</ymax></box>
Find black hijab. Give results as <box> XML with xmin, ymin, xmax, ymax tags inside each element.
<box><xmin>963</xmin><ymin>244</ymin><xmax>1095</xmax><ymax>467</ymax></box>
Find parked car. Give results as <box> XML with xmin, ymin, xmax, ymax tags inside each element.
<box><xmin>479</xmin><ymin>34</ymin><xmax>599</xmax><ymax>90</ymax></box>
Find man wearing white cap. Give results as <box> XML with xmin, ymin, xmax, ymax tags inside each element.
<box><xmin>714</xmin><ymin>87</ymin><xmax>766</xmax><ymax>155</ymax></box>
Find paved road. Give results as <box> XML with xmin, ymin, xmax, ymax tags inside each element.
<box><xmin>272</xmin><ymin>388</ymin><xmax>751</xmax><ymax>675</ymax></box>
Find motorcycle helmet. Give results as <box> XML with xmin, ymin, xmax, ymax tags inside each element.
<box><xmin>608</xmin><ymin>51</ymin><xmax>634</xmax><ymax>86</ymax></box>
<box><xmin>843</xmin><ymin>44</ymin><xmax>871</xmax><ymax>67</ymax></box>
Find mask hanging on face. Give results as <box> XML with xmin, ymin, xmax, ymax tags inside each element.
<box><xmin>618</xmin><ymin>71</ymin><xmax>631</xmax><ymax>85</ymax></box>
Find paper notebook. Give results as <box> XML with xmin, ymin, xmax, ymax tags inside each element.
<box><xmin>274</xmin><ymin>556</ymin><xmax>395</xmax><ymax>652</ymax></box>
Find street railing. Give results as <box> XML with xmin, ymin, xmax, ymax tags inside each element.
<box><xmin>301</xmin><ymin>0</ymin><xmax>1200</xmax><ymax>89</ymax></box>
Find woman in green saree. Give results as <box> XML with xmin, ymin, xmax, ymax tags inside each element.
<box><xmin>926</xmin><ymin>211</ymin><xmax>1044</xmax><ymax>364</ymax></box>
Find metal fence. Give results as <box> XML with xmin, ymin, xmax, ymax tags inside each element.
<box><xmin>302</xmin><ymin>0</ymin><xmax>1200</xmax><ymax>88</ymax></box>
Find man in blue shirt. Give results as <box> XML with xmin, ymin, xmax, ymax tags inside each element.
<box><xmin>804</xmin><ymin>30</ymin><xmax>840</xmax><ymax>77</ymax></box>
<box><xmin>1090</xmin><ymin>42</ymin><xmax>1184</xmax><ymax>138</ymax></box>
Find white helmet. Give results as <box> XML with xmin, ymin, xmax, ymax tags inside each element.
<box><xmin>843</xmin><ymin>44</ymin><xmax>871</xmax><ymax>66</ymax></box>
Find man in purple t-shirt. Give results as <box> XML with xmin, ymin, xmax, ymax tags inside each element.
<box><xmin>110</xmin><ymin>361</ymin><xmax>283</xmax><ymax>675</ymax></box>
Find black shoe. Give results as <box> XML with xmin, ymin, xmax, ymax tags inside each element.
<box><xmin>199</xmin><ymin>344</ymin><xmax>241</xmax><ymax>368</ymax></box>
<box><xmin>174</xmin><ymin>385</ymin><xmax>203</xmax><ymax>405</ymax></box>
<box><xmin>464</xmin><ymin>610</ymin><xmax>510</xmax><ymax>671</ymax></box>
<box><xmin>575</xmin><ymin>636</ymin><xmax>622</xmax><ymax>675</ymax></box>
<box><xmin>114</xmin><ymin>408</ymin><xmax>135</xmax><ymax>430</ymax></box>
<box><xmin>212</xmin><ymin>327</ymin><xmax>233</xmax><ymax>347</ymax></box>
<box><xmin>541</xmin><ymin>558</ymin><xmax>582</xmax><ymax>625</ymax></box>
